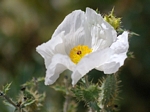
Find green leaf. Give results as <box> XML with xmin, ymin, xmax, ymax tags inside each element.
<box><xmin>37</xmin><ymin>77</ymin><xmax>44</xmax><ymax>82</ymax></box>
<box><xmin>22</xmin><ymin>77</ymin><xmax>44</xmax><ymax>87</ymax></box>
<box><xmin>129</xmin><ymin>31</ymin><xmax>139</xmax><ymax>37</ymax></box>
<box><xmin>52</xmin><ymin>84</ymin><xmax>67</xmax><ymax>94</ymax></box>
<box><xmin>23</xmin><ymin>99</ymin><xmax>36</xmax><ymax>107</ymax></box>
<box><xmin>3</xmin><ymin>82</ymin><xmax>12</xmax><ymax>94</ymax></box>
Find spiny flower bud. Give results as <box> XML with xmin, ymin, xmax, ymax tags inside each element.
<box><xmin>104</xmin><ymin>8</ymin><xmax>121</xmax><ymax>30</ymax></box>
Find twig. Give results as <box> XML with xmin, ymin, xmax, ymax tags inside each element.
<box><xmin>0</xmin><ymin>92</ymin><xmax>16</xmax><ymax>107</ymax></box>
<box><xmin>0</xmin><ymin>91</ymin><xmax>22</xmax><ymax>112</ymax></box>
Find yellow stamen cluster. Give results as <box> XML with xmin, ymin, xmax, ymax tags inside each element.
<box><xmin>69</xmin><ymin>45</ymin><xmax>92</xmax><ymax>64</ymax></box>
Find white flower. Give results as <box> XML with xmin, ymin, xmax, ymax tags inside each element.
<box><xmin>36</xmin><ymin>7</ymin><xmax>129</xmax><ymax>86</ymax></box>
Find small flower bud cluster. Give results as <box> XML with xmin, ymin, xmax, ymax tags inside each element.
<box><xmin>104</xmin><ymin>8</ymin><xmax>121</xmax><ymax>30</ymax></box>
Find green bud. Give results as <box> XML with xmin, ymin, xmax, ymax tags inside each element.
<box><xmin>98</xmin><ymin>74</ymin><xmax>120</xmax><ymax>111</ymax></box>
<box><xmin>104</xmin><ymin>8</ymin><xmax>121</xmax><ymax>30</ymax></box>
<box><xmin>72</xmin><ymin>84</ymin><xmax>100</xmax><ymax>103</ymax></box>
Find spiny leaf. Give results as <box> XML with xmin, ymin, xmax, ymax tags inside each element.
<box><xmin>3</xmin><ymin>82</ymin><xmax>12</xmax><ymax>94</ymax></box>
<box><xmin>37</xmin><ymin>77</ymin><xmax>44</xmax><ymax>82</ymax></box>
<box><xmin>117</xmin><ymin>28</ymin><xmax>139</xmax><ymax>37</ymax></box>
<box><xmin>129</xmin><ymin>31</ymin><xmax>139</xmax><ymax>37</ymax></box>
<box><xmin>22</xmin><ymin>77</ymin><xmax>44</xmax><ymax>87</ymax></box>
<box><xmin>52</xmin><ymin>84</ymin><xmax>67</xmax><ymax>94</ymax></box>
<box><xmin>23</xmin><ymin>99</ymin><xmax>36</xmax><ymax>107</ymax></box>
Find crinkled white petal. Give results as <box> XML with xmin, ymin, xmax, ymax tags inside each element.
<box><xmin>52</xmin><ymin>10</ymin><xmax>85</xmax><ymax>37</ymax></box>
<box><xmin>96</xmin><ymin>53</ymin><xmax>125</xmax><ymax>74</ymax></box>
<box><xmin>71</xmin><ymin>48</ymin><xmax>114</xmax><ymax>85</ymax></box>
<box><xmin>45</xmin><ymin>54</ymin><xmax>75</xmax><ymax>85</ymax></box>
<box><xmin>52</xmin><ymin>9</ymin><xmax>91</xmax><ymax>54</ymax></box>
<box><xmin>97</xmin><ymin>62</ymin><xmax>120</xmax><ymax>74</ymax></box>
<box><xmin>36</xmin><ymin>32</ymin><xmax>66</xmax><ymax>69</ymax></box>
<box><xmin>85</xmin><ymin>7</ymin><xmax>117</xmax><ymax>51</ymax></box>
<box><xmin>110</xmin><ymin>31</ymin><xmax>129</xmax><ymax>53</ymax></box>
<box><xmin>96</xmin><ymin>31</ymin><xmax>129</xmax><ymax>74</ymax></box>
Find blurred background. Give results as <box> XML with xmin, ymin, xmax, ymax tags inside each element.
<box><xmin>0</xmin><ymin>0</ymin><xmax>150</xmax><ymax>112</ymax></box>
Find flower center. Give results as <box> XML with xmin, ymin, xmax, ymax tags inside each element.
<box><xmin>69</xmin><ymin>45</ymin><xmax>92</xmax><ymax>64</ymax></box>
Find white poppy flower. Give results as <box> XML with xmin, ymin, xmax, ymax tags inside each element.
<box><xmin>36</xmin><ymin>7</ymin><xmax>129</xmax><ymax>86</ymax></box>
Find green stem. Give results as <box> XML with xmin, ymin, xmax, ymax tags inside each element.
<box><xmin>19</xmin><ymin>107</ymin><xmax>22</xmax><ymax>112</ymax></box>
<box><xmin>63</xmin><ymin>74</ymin><xmax>70</xmax><ymax>112</ymax></box>
<box><xmin>0</xmin><ymin>92</ymin><xmax>22</xmax><ymax>112</ymax></box>
<box><xmin>90</xmin><ymin>105</ymin><xmax>95</xmax><ymax>112</ymax></box>
<box><xmin>63</xmin><ymin>95</ymin><xmax>70</xmax><ymax>112</ymax></box>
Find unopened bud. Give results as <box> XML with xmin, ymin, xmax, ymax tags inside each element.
<box><xmin>104</xmin><ymin>8</ymin><xmax>121</xmax><ymax>30</ymax></box>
